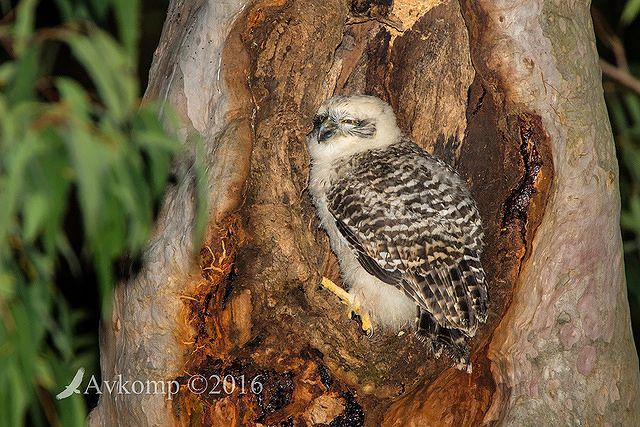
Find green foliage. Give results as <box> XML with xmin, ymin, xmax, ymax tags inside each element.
<box><xmin>0</xmin><ymin>0</ymin><xmax>189</xmax><ymax>425</ymax></box>
<box><xmin>622</xmin><ymin>0</ymin><xmax>640</xmax><ymax>25</ymax></box>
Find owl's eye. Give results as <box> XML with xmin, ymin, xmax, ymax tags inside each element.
<box><xmin>313</xmin><ymin>115</ymin><xmax>326</xmax><ymax>128</ymax></box>
<box><xmin>341</xmin><ymin>119</ymin><xmax>358</xmax><ymax>125</ymax></box>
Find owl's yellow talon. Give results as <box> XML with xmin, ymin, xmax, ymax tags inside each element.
<box><xmin>321</xmin><ymin>277</ymin><xmax>373</xmax><ymax>336</ymax></box>
<box><xmin>358</xmin><ymin>309</ymin><xmax>373</xmax><ymax>337</ymax></box>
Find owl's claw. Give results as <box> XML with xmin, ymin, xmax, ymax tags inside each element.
<box><xmin>321</xmin><ymin>277</ymin><xmax>373</xmax><ymax>337</ymax></box>
<box><xmin>349</xmin><ymin>307</ymin><xmax>374</xmax><ymax>337</ymax></box>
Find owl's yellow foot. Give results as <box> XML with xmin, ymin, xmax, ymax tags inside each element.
<box><xmin>321</xmin><ymin>277</ymin><xmax>373</xmax><ymax>337</ymax></box>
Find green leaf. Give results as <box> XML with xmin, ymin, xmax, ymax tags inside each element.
<box><xmin>65</xmin><ymin>29</ymin><xmax>138</xmax><ymax>122</ymax></box>
<box><xmin>4</xmin><ymin>360</ymin><xmax>30</xmax><ymax>427</ymax></box>
<box><xmin>0</xmin><ymin>108</ymin><xmax>47</xmax><ymax>257</ymax></box>
<box><xmin>622</xmin><ymin>0</ymin><xmax>640</xmax><ymax>25</ymax></box>
<box><xmin>55</xmin><ymin>77</ymin><xmax>91</xmax><ymax>120</ymax></box>
<box><xmin>10</xmin><ymin>0</ymin><xmax>38</xmax><ymax>56</ymax></box>
<box><xmin>23</xmin><ymin>128</ymin><xmax>73</xmax><ymax>254</ymax></box>
<box><xmin>0</xmin><ymin>273</ymin><xmax>15</xmax><ymax>299</ymax></box>
<box><xmin>88</xmin><ymin>0</ymin><xmax>112</xmax><ymax>22</ymax></box>
<box><xmin>51</xmin><ymin>0</ymin><xmax>74</xmax><ymax>22</ymax></box>
<box><xmin>113</xmin><ymin>0</ymin><xmax>140</xmax><ymax>57</ymax></box>
<box><xmin>6</xmin><ymin>41</ymin><xmax>41</xmax><ymax>103</ymax></box>
<box><xmin>56</xmin><ymin>78</ymin><xmax>105</xmax><ymax>239</ymax></box>
<box><xmin>22</xmin><ymin>193</ymin><xmax>49</xmax><ymax>243</ymax></box>
<box><xmin>0</xmin><ymin>62</ymin><xmax>17</xmax><ymax>86</ymax></box>
<box><xmin>55</xmin><ymin>234</ymin><xmax>81</xmax><ymax>277</ymax></box>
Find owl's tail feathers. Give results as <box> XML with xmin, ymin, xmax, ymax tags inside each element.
<box><xmin>415</xmin><ymin>307</ymin><xmax>472</xmax><ymax>373</ymax></box>
<box><xmin>460</xmin><ymin>248</ymin><xmax>489</xmax><ymax>325</ymax></box>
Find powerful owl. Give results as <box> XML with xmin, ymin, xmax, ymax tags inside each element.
<box><xmin>307</xmin><ymin>95</ymin><xmax>488</xmax><ymax>371</ymax></box>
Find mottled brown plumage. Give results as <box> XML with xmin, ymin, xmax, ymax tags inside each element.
<box><xmin>307</xmin><ymin>95</ymin><xmax>488</xmax><ymax>371</ymax></box>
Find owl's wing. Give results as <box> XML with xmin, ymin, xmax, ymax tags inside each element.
<box><xmin>334</xmin><ymin>216</ymin><xmax>404</xmax><ymax>285</ymax></box>
<box><xmin>326</xmin><ymin>151</ymin><xmax>487</xmax><ymax>335</ymax></box>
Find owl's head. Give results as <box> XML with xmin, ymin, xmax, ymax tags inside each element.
<box><xmin>307</xmin><ymin>95</ymin><xmax>402</xmax><ymax>163</ymax></box>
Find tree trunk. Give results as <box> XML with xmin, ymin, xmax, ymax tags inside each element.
<box><xmin>88</xmin><ymin>0</ymin><xmax>640</xmax><ymax>425</ymax></box>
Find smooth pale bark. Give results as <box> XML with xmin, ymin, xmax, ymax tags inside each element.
<box><xmin>88</xmin><ymin>0</ymin><xmax>640</xmax><ymax>425</ymax></box>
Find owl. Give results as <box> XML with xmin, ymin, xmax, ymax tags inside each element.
<box><xmin>307</xmin><ymin>95</ymin><xmax>488</xmax><ymax>371</ymax></box>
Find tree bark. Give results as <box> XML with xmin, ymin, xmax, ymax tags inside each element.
<box><xmin>88</xmin><ymin>0</ymin><xmax>640</xmax><ymax>425</ymax></box>
<box><xmin>460</xmin><ymin>1</ymin><xmax>640</xmax><ymax>424</ymax></box>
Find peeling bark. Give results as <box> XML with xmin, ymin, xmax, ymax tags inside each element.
<box><xmin>88</xmin><ymin>0</ymin><xmax>640</xmax><ymax>425</ymax></box>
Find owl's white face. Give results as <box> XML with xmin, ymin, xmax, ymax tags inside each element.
<box><xmin>307</xmin><ymin>95</ymin><xmax>402</xmax><ymax>164</ymax></box>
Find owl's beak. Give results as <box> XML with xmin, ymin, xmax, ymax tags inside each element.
<box><xmin>317</xmin><ymin>119</ymin><xmax>336</xmax><ymax>143</ymax></box>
